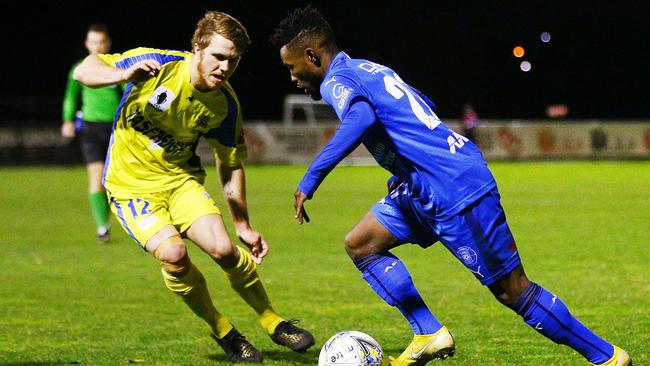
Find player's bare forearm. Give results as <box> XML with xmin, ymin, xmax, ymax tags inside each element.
<box><xmin>218</xmin><ymin>163</ymin><xmax>251</xmax><ymax>233</ymax></box>
<box><xmin>73</xmin><ymin>55</ymin><xmax>127</xmax><ymax>88</ymax></box>
<box><xmin>218</xmin><ymin>162</ymin><xmax>269</xmax><ymax>263</ymax></box>
<box><xmin>74</xmin><ymin>55</ymin><xmax>161</xmax><ymax>88</ymax></box>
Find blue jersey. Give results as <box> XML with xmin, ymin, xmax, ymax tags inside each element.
<box><xmin>298</xmin><ymin>52</ymin><xmax>496</xmax><ymax>219</ymax></box>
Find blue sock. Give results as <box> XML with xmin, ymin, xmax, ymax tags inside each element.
<box><xmin>513</xmin><ymin>282</ymin><xmax>614</xmax><ymax>364</ymax></box>
<box><xmin>354</xmin><ymin>253</ymin><xmax>443</xmax><ymax>335</ymax></box>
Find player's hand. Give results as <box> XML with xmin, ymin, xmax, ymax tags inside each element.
<box><xmin>237</xmin><ymin>227</ymin><xmax>269</xmax><ymax>264</ymax></box>
<box><xmin>122</xmin><ymin>59</ymin><xmax>162</xmax><ymax>83</ymax></box>
<box><xmin>293</xmin><ymin>189</ymin><xmax>311</xmax><ymax>224</ymax></box>
<box><xmin>61</xmin><ymin>121</ymin><xmax>76</xmax><ymax>139</ymax></box>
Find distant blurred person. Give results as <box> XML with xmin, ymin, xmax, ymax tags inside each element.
<box><xmin>546</xmin><ymin>104</ymin><xmax>569</xmax><ymax>119</ymax></box>
<box><xmin>461</xmin><ymin>103</ymin><xmax>479</xmax><ymax>143</ymax></box>
<box><xmin>61</xmin><ymin>24</ymin><xmax>120</xmax><ymax>243</ymax></box>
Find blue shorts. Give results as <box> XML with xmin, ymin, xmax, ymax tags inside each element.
<box><xmin>371</xmin><ymin>184</ymin><xmax>520</xmax><ymax>286</ymax></box>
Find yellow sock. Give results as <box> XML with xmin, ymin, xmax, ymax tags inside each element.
<box><xmin>162</xmin><ymin>264</ymin><xmax>233</xmax><ymax>338</ymax></box>
<box><xmin>259</xmin><ymin>309</ymin><xmax>284</xmax><ymax>335</ymax></box>
<box><xmin>223</xmin><ymin>246</ymin><xmax>284</xmax><ymax>334</ymax></box>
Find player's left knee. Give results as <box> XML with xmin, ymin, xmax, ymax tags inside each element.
<box><xmin>490</xmin><ymin>267</ymin><xmax>531</xmax><ymax>308</ymax></box>
<box><xmin>205</xmin><ymin>238</ymin><xmax>238</xmax><ymax>263</ymax></box>
<box><xmin>488</xmin><ymin>283</ymin><xmax>514</xmax><ymax>306</ymax></box>
<box><xmin>344</xmin><ymin>231</ymin><xmax>371</xmax><ymax>260</ymax></box>
<box><xmin>154</xmin><ymin>237</ymin><xmax>190</xmax><ymax>275</ymax></box>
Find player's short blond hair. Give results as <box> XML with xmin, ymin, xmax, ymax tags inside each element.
<box><xmin>192</xmin><ymin>11</ymin><xmax>251</xmax><ymax>54</ymax></box>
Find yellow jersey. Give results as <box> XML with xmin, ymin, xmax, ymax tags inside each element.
<box><xmin>99</xmin><ymin>47</ymin><xmax>247</xmax><ymax>196</ymax></box>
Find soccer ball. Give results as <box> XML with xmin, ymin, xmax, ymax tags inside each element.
<box><xmin>318</xmin><ymin>330</ymin><xmax>383</xmax><ymax>366</ymax></box>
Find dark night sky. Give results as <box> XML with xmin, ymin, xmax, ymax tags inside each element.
<box><xmin>3</xmin><ymin>0</ymin><xmax>649</xmax><ymax>120</ymax></box>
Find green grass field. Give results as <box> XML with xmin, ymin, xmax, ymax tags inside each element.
<box><xmin>1</xmin><ymin>162</ymin><xmax>648</xmax><ymax>366</ymax></box>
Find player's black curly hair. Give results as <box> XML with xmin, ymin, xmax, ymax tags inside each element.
<box><xmin>269</xmin><ymin>5</ymin><xmax>336</xmax><ymax>50</ymax></box>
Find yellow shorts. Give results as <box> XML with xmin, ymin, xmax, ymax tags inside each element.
<box><xmin>108</xmin><ymin>179</ymin><xmax>221</xmax><ymax>249</ymax></box>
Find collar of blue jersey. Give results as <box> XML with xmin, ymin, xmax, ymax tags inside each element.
<box><xmin>324</xmin><ymin>51</ymin><xmax>350</xmax><ymax>78</ymax></box>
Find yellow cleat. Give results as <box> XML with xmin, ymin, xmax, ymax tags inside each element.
<box><xmin>592</xmin><ymin>346</ymin><xmax>632</xmax><ymax>366</ymax></box>
<box><xmin>388</xmin><ymin>326</ymin><xmax>455</xmax><ymax>366</ymax></box>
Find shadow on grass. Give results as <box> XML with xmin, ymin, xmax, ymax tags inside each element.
<box><xmin>207</xmin><ymin>348</ymin><xmax>318</xmax><ymax>364</ymax></box>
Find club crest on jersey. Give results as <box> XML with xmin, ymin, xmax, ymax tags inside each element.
<box><xmin>332</xmin><ymin>83</ymin><xmax>351</xmax><ymax>110</ymax></box>
<box><xmin>457</xmin><ymin>246</ymin><xmax>478</xmax><ymax>266</ymax></box>
<box><xmin>148</xmin><ymin>86</ymin><xmax>176</xmax><ymax>112</ymax></box>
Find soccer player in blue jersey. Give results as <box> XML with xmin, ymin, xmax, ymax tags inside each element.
<box><xmin>271</xmin><ymin>6</ymin><xmax>631</xmax><ymax>366</ymax></box>
<box><xmin>73</xmin><ymin>11</ymin><xmax>314</xmax><ymax>363</ymax></box>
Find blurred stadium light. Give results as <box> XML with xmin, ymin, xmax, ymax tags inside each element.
<box><xmin>520</xmin><ymin>61</ymin><xmax>532</xmax><ymax>72</ymax></box>
<box><xmin>513</xmin><ymin>46</ymin><xmax>525</xmax><ymax>58</ymax></box>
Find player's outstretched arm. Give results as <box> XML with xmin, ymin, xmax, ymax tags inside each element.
<box><xmin>218</xmin><ymin>163</ymin><xmax>269</xmax><ymax>264</ymax></box>
<box><xmin>73</xmin><ymin>55</ymin><xmax>161</xmax><ymax>88</ymax></box>
<box><xmin>294</xmin><ymin>99</ymin><xmax>375</xmax><ymax>224</ymax></box>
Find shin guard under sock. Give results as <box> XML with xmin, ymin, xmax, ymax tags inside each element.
<box><xmin>514</xmin><ymin>282</ymin><xmax>614</xmax><ymax>364</ymax></box>
<box><xmin>355</xmin><ymin>253</ymin><xmax>443</xmax><ymax>335</ymax></box>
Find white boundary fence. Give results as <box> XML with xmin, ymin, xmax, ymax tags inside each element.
<box><xmin>195</xmin><ymin>120</ymin><xmax>650</xmax><ymax>165</ymax></box>
<box><xmin>1</xmin><ymin>120</ymin><xmax>649</xmax><ymax>165</ymax></box>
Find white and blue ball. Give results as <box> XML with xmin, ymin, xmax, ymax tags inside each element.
<box><xmin>318</xmin><ymin>330</ymin><xmax>383</xmax><ymax>366</ymax></box>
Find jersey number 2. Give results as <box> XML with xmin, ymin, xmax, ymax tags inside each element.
<box><xmin>383</xmin><ymin>73</ymin><xmax>440</xmax><ymax>130</ymax></box>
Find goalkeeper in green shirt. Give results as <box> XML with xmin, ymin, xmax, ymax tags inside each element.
<box><xmin>61</xmin><ymin>24</ymin><xmax>121</xmax><ymax>243</ymax></box>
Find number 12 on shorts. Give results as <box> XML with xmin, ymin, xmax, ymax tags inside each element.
<box><xmin>127</xmin><ymin>198</ymin><xmax>152</xmax><ymax>219</ymax></box>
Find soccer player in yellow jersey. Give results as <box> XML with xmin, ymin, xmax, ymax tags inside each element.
<box><xmin>73</xmin><ymin>11</ymin><xmax>314</xmax><ymax>363</ymax></box>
